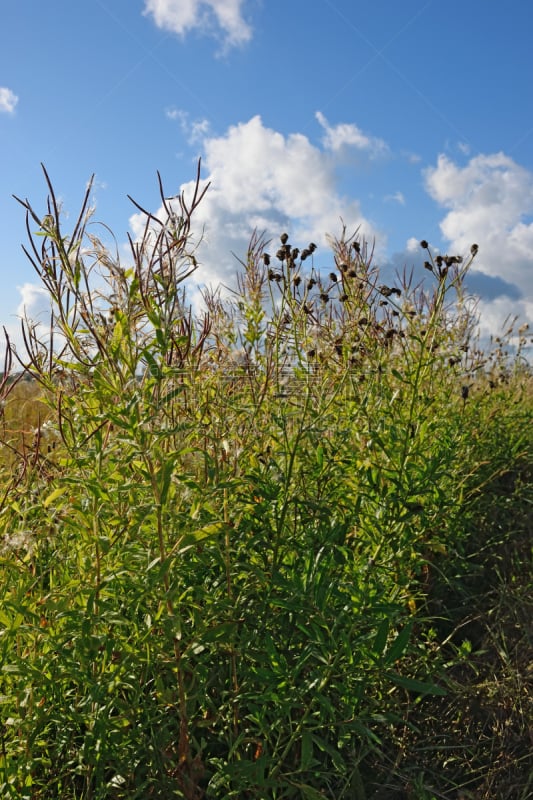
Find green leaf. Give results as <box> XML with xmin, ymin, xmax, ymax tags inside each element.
<box><xmin>43</xmin><ymin>486</ymin><xmax>69</xmax><ymax>508</ymax></box>
<box><xmin>385</xmin><ymin>620</ymin><xmax>413</xmax><ymax>665</ymax></box>
<box><xmin>300</xmin><ymin>730</ymin><xmax>313</xmax><ymax>770</ymax></box>
<box><xmin>371</xmin><ymin>618</ymin><xmax>390</xmax><ymax>662</ymax></box>
<box><xmin>386</xmin><ymin>671</ymin><xmax>447</xmax><ymax>696</ymax></box>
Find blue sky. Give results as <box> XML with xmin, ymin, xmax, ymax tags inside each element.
<box><xmin>1</xmin><ymin>0</ymin><xmax>533</xmax><ymax>360</ymax></box>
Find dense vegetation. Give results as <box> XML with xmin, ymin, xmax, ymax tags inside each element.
<box><xmin>0</xmin><ymin>165</ymin><xmax>531</xmax><ymax>799</ymax></box>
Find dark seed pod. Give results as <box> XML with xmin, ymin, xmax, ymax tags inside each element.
<box><xmin>353</xmin><ymin>241</ymin><xmax>361</xmax><ymax>253</ymax></box>
<box><xmin>348</xmin><ymin>269</ymin><xmax>357</xmax><ymax>278</ymax></box>
<box><xmin>329</xmin><ymin>272</ymin><xmax>338</xmax><ymax>282</ymax></box>
<box><xmin>320</xmin><ymin>292</ymin><xmax>329</xmax><ymax>303</ymax></box>
<box><xmin>338</xmin><ymin>263</ymin><xmax>349</xmax><ymax>273</ymax></box>
<box><xmin>420</xmin><ymin>240</ymin><xmax>429</xmax><ymax>249</ymax></box>
<box><xmin>471</xmin><ymin>243</ymin><xmax>479</xmax><ymax>255</ymax></box>
<box><xmin>461</xmin><ymin>385</ymin><xmax>469</xmax><ymax>400</ymax></box>
<box><xmin>293</xmin><ymin>275</ymin><xmax>302</xmax><ymax>287</ymax></box>
<box><xmin>423</xmin><ymin>261</ymin><xmax>433</xmax><ymax>271</ymax></box>
<box><xmin>291</xmin><ymin>248</ymin><xmax>299</xmax><ymax>259</ymax></box>
<box><xmin>300</xmin><ymin>249</ymin><xmax>310</xmax><ymax>261</ymax></box>
<box><xmin>340</xmin><ymin>293</ymin><xmax>348</xmax><ymax>302</ymax></box>
<box><xmin>308</xmin><ymin>242</ymin><xmax>317</xmax><ymax>252</ymax></box>
<box><xmin>280</xmin><ymin>232</ymin><xmax>289</xmax><ymax>245</ymax></box>
<box><xmin>307</xmin><ymin>278</ymin><xmax>317</xmax><ymax>289</ymax></box>
<box><xmin>276</xmin><ymin>248</ymin><xmax>286</xmax><ymax>261</ymax></box>
<box><xmin>307</xmin><ymin>348</ymin><xmax>316</xmax><ymax>358</ymax></box>
<box><xmin>263</xmin><ymin>253</ymin><xmax>271</xmax><ymax>266</ymax></box>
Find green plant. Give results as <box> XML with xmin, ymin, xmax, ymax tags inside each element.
<box><xmin>0</xmin><ymin>165</ymin><xmax>531</xmax><ymax>799</ymax></box>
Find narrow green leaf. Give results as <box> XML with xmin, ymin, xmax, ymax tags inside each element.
<box><xmin>371</xmin><ymin>618</ymin><xmax>390</xmax><ymax>662</ymax></box>
<box><xmin>43</xmin><ymin>486</ymin><xmax>68</xmax><ymax>508</ymax></box>
<box><xmin>386</xmin><ymin>671</ymin><xmax>447</xmax><ymax>696</ymax></box>
<box><xmin>385</xmin><ymin>620</ymin><xmax>413</xmax><ymax>665</ymax></box>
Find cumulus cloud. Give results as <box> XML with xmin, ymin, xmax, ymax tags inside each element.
<box><xmin>424</xmin><ymin>152</ymin><xmax>533</xmax><ymax>333</ymax></box>
<box><xmin>17</xmin><ymin>284</ymin><xmax>51</xmax><ymax>321</ymax></box>
<box><xmin>143</xmin><ymin>0</ymin><xmax>252</xmax><ymax>50</ymax></box>
<box><xmin>130</xmin><ymin>115</ymin><xmax>380</xmax><ymax>302</ymax></box>
<box><xmin>0</xmin><ymin>87</ymin><xmax>18</xmax><ymax>113</ymax></box>
<box><xmin>316</xmin><ymin>111</ymin><xmax>388</xmax><ymax>157</ymax></box>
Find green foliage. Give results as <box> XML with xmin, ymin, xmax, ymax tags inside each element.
<box><xmin>0</xmin><ymin>165</ymin><xmax>531</xmax><ymax>798</ymax></box>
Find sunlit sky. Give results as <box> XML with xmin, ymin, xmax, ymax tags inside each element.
<box><xmin>1</xmin><ymin>0</ymin><xmax>533</xmax><ymax>360</ymax></box>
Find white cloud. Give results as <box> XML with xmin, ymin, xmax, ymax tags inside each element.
<box><xmin>421</xmin><ymin>151</ymin><xmax>533</xmax><ymax>339</ymax></box>
<box><xmin>166</xmin><ymin>107</ymin><xmax>211</xmax><ymax>142</ymax></box>
<box><xmin>130</xmin><ymin>115</ymin><xmax>380</xmax><ymax>302</ymax></box>
<box><xmin>17</xmin><ymin>284</ymin><xmax>51</xmax><ymax>323</ymax></box>
<box><xmin>143</xmin><ymin>0</ymin><xmax>252</xmax><ymax>50</ymax></box>
<box><xmin>0</xmin><ymin>87</ymin><xmax>18</xmax><ymax>113</ymax></box>
<box><xmin>425</xmin><ymin>153</ymin><xmax>533</xmax><ymax>301</ymax></box>
<box><xmin>384</xmin><ymin>191</ymin><xmax>405</xmax><ymax>206</ymax></box>
<box><xmin>316</xmin><ymin>111</ymin><xmax>388</xmax><ymax>157</ymax></box>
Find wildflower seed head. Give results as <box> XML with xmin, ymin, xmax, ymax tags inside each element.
<box><xmin>420</xmin><ymin>239</ymin><xmax>429</xmax><ymax>249</ymax></box>
<box><xmin>280</xmin><ymin>232</ymin><xmax>289</xmax><ymax>245</ymax></box>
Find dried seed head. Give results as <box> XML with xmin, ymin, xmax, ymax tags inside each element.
<box><xmin>320</xmin><ymin>292</ymin><xmax>329</xmax><ymax>303</ymax></box>
<box><xmin>307</xmin><ymin>278</ymin><xmax>317</xmax><ymax>289</ymax></box>
<box><xmin>420</xmin><ymin>240</ymin><xmax>429</xmax><ymax>249</ymax></box>
<box><xmin>280</xmin><ymin>232</ymin><xmax>289</xmax><ymax>245</ymax></box>
<box><xmin>291</xmin><ymin>248</ymin><xmax>299</xmax><ymax>259</ymax></box>
<box><xmin>308</xmin><ymin>242</ymin><xmax>317</xmax><ymax>252</ymax></box>
<box><xmin>471</xmin><ymin>243</ymin><xmax>479</xmax><ymax>255</ymax></box>
<box><xmin>276</xmin><ymin>248</ymin><xmax>286</xmax><ymax>262</ymax></box>
<box><xmin>293</xmin><ymin>275</ymin><xmax>302</xmax><ymax>287</ymax></box>
<box><xmin>263</xmin><ymin>253</ymin><xmax>271</xmax><ymax>266</ymax></box>
<box><xmin>353</xmin><ymin>241</ymin><xmax>361</xmax><ymax>253</ymax></box>
<box><xmin>300</xmin><ymin>249</ymin><xmax>310</xmax><ymax>261</ymax></box>
<box><xmin>329</xmin><ymin>272</ymin><xmax>338</xmax><ymax>282</ymax></box>
<box><xmin>340</xmin><ymin>293</ymin><xmax>348</xmax><ymax>302</ymax></box>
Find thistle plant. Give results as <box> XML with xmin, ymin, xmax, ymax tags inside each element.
<box><xmin>0</xmin><ymin>165</ymin><xmax>530</xmax><ymax>799</ymax></box>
